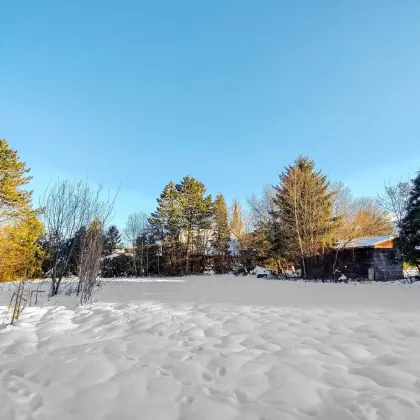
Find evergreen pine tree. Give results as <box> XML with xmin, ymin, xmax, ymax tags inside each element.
<box><xmin>103</xmin><ymin>225</ymin><xmax>121</xmax><ymax>256</ymax></box>
<box><xmin>176</xmin><ymin>176</ymin><xmax>212</xmax><ymax>274</ymax></box>
<box><xmin>273</xmin><ymin>157</ymin><xmax>337</xmax><ymax>278</ymax></box>
<box><xmin>0</xmin><ymin>139</ymin><xmax>34</xmax><ymax>223</ymax></box>
<box><xmin>212</xmin><ymin>194</ymin><xmax>231</xmax><ymax>273</ymax></box>
<box><xmin>150</xmin><ymin>182</ymin><xmax>182</xmax><ymax>240</ymax></box>
<box><xmin>400</xmin><ymin>172</ymin><xmax>420</xmax><ymax>271</ymax></box>
<box><xmin>248</xmin><ymin>188</ymin><xmax>290</xmax><ymax>274</ymax></box>
<box><xmin>149</xmin><ymin>181</ymin><xmax>183</xmax><ymax>275</ymax></box>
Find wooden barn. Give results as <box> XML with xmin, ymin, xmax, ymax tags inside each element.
<box><xmin>334</xmin><ymin>235</ymin><xmax>403</xmax><ymax>281</ymax></box>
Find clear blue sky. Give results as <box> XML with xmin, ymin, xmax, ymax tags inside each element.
<box><xmin>1</xmin><ymin>1</ymin><xmax>420</xmax><ymax>228</ymax></box>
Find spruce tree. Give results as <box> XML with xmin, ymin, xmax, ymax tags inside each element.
<box><xmin>273</xmin><ymin>157</ymin><xmax>337</xmax><ymax>278</ymax></box>
<box><xmin>103</xmin><ymin>225</ymin><xmax>121</xmax><ymax>256</ymax></box>
<box><xmin>149</xmin><ymin>181</ymin><xmax>182</xmax><ymax>241</ymax></box>
<box><xmin>212</xmin><ymin>194</ymin><xmax>231</xmax><ymax>273</ymax></box>
<box><xmin>149</xmin><ymin>181</ymin><xmax>183</xmax><ymax>275</ymax></box>
<box><xmin>247</xmin><ymin>188</ymin><xmax>291</xmax><ymax>274</ymax></box>
<box><xmin>176</xmin><ymin>176</ymin><xmax>212</xmax><ymax>274</ymax></box>
<box><xmin>400</xmin><ymin>172</ymin><xmax>420</xmax><ymax>270</ymax></box>
<box><xmin>252</xmin><ymin>218</ymin><xmax>287</xmax><ymax>275</ymax></box>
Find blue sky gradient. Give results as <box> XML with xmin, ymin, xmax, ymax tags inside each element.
<box><xmin>1</xmin><ymin>1</ymin><xmax>420</xmax><ymax>227</ymax></box>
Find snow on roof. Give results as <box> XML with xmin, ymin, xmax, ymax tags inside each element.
<box><xmin>335</xmin><ymin>235</ymin><xmax>396</xmax><ymax>249</ymax></box>
<box><xmin>100</xmin><ymin>253</ymin><xmax>133</xmax><ymax>261</ymax></box>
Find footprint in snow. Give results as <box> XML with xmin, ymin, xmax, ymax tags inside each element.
<box><xmin>298</xmin><ymin>407</ymin><xmax>318</xmax><ymax>417</ymax></box>
<box><xmin>157</xmin><ymin>369</ymin><xmax>169</xmax><ymax>377</ymax></box>
<box><xmin>6</xmin><ymin>369</ymin><xmax>25</xmax><ymax>379</ymax></box>
<box><xmin>233</xmin><ymin>389</ymin><xmax>248</xmax><ymax>404</ymax></box>
<box><xmin>217</xmin><ymin>367</ymin><xmax>227</xmax><ymax>377</ymax></box>
<box><xmin>6</xmin><ymin>376</ymin><xmax>43</xmax><ymax>412</ymax></box>
<box><xmin>182</xmin><ymin>395</ymin><xmax>195</xmax><ymax>405</ymax></box>
<box><xmin>182</xmin><ymin>354</ymin><xmax>194</xmax><ymax>362</ymax></box>
<box><xmin>43</xmin><ymin>378</ymin><xmax>52</xmax><ymax>386</ymax></box>
<box><xmin>205</xmin><ymin>387</ymin><xmax>220</xmax><ymax>396</ymax></box>
<box><xmin>201</xmin><ymin>372</ymin><xmax>212</xmax><ymax>382</ymax></box>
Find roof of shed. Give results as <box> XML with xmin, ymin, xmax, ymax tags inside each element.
<box><xmin>335</xmin><ymin>235</ymin><xmax>396</xmax><ymax>249</ymax></box>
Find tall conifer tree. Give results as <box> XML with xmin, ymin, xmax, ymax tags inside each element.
<box><xmin>149</xmin><ymin>181</ymin><xmax>183</xmax><ymax>275</ymax></box>
<box><xmin>212</xmin><ymin>193</ymin><xmax>231</xmax><ymax>273</ymax></box>
<box><xmin>149</xmin><ymin>181</ymin><xmax>182</xmax><ymax>241</ymax></box>
<box><xmin>273</xmin><ymin>157</ymin><xmax>337</xmax><ymax>277</ymax></box>
<box><xmin>176</xmin><ymin>176</ymin><xmax>212</xmax><ymax>274</ymax></box>
<box><xmin>103</xmin><ymin>225</ymin><xmax>121</xmax><ymax>256</ymax></box>
<box><xmin>0</xmin><ymin>139</ymin><xmax>34</xmax><ymax>223</ymax></box>
<box><xmin>400</xmin><ymin>172</ymin><xmax>420</xmax><ymax>270</ymax></box>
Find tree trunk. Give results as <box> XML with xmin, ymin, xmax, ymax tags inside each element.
<box><xmin>185</xmin><ymin>228</ymin><xmax>191</xmax><ymax>275</ymax></box>
<box><xmin>293</xmin><ymin>172</ymin><xmax>306</xmax><ymax>278</ymax></box>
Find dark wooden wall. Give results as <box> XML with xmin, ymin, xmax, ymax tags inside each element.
<box><xmin>304</xmin><ymin>246</ymin><xmax>403</xmax><ymax>280</ymax></box>
<box><xmin>335</xmin><ymin>248</ymin><xmax>402</xmax><ymax>280</ymax></box>
<box><xmin>373</xmin><ymin>249</ymin><xmax>403</xmax><ymax>280</ymax></box>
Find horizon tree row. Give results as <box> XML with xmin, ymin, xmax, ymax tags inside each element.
<box><xmin>102</xmin><ymin>176</ymin><xmax>233</xmax><ymax>277</ymax></box>
<box><xmin>104</xmin><ymin>157</ymin><xmax>408</xmax><ymax>279</ymax></box>
<box><xmin>1</xmin><ymin>138</ymin><xmax>419</xmax><ymax>287</ymax></box>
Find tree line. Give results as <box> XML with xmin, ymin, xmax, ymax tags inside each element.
<box><xmin>1</xmin><ymin>139</ymin><xmax>420</xmax><ymax>297</ymax></box>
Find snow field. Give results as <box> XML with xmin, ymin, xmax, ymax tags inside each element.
<box><xmin>1</xmin><ymin>277</ymin><xmax>420</xmax><ymax>419</ymax></box>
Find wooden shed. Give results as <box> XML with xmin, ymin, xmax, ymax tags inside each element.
<box><xmin>334</xmin><ymin>236</ymin><xmax>403</xmax><ymax>280</ymax></box>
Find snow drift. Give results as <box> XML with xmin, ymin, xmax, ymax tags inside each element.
<box><xmin>1</xmin><ymin>275</ymin><xmax>420</xmax><ymax>420</ymax></box>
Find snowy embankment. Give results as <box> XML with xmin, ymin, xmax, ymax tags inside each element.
<box><xmin>1</xmin><ymin>276</ymin><xmax>420</xmax><ymax>420</ymax></box>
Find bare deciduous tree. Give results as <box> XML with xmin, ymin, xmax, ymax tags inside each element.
<box><xmin>78</xmin><ymin>219</ymin><xmax>104</xmax><ymax>303</ymax></box>
<box><xmin>124</xmin><ymin>212</ymin><xmax>148</xmax><ymax>276</ymax></box>
<box><xmin>332</xmin><ymin>183</ymin><xmax>395</xmax><ymax>242</ymax></box>
<box><xmin>41</xmin><ymin>179</ymin><xmax>116</xmax><ymax>296</ymax></box>
<box><xmin>8</xmin><ymin>279</ymin><xmax>26</xmax><ymax>325</ymax></box>
<box><xmin>7</xmin><ymin>279</ymin><xmax>45</xmax><ymax>325</ymax></box>
<box><xmin>248</xmin><ymin>186</ymin><xmax>276</xmax><ymax>228</ymax></box>
<box><xmin>378</xmin><ymin>181</ymin><xmax>411</xmax><ymax>232</ymax></box>
<box><xmin>378</xmin><ymin>180</ymin><xmax>412</xmax><ymax>268</ymax></box>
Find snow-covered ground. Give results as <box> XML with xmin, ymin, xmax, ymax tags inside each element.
<box><xmin>1</xmin><ymin>275</ymin><xmax>420</xmax><ymax>420</ymax></box>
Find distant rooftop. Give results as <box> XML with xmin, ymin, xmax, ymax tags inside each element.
<box><xmin>335</xmin><ymin>235</ymin><xmax>396</xmax><ymax>249</ymax></box>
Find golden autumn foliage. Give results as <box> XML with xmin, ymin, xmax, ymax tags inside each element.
<box><xmin>0</xmin><ymin>214</ymin><xmax>44</xmax><ymax>282</ymax></box>
<box><xmin>0</xmin><ymin>139</ymin><xmax>44</xmax><ymax>282</ymax></box>
<box><xmin>334</xmin><ymin>195</ymin><xmax>394</xmax><ymax>241</ymax></box>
